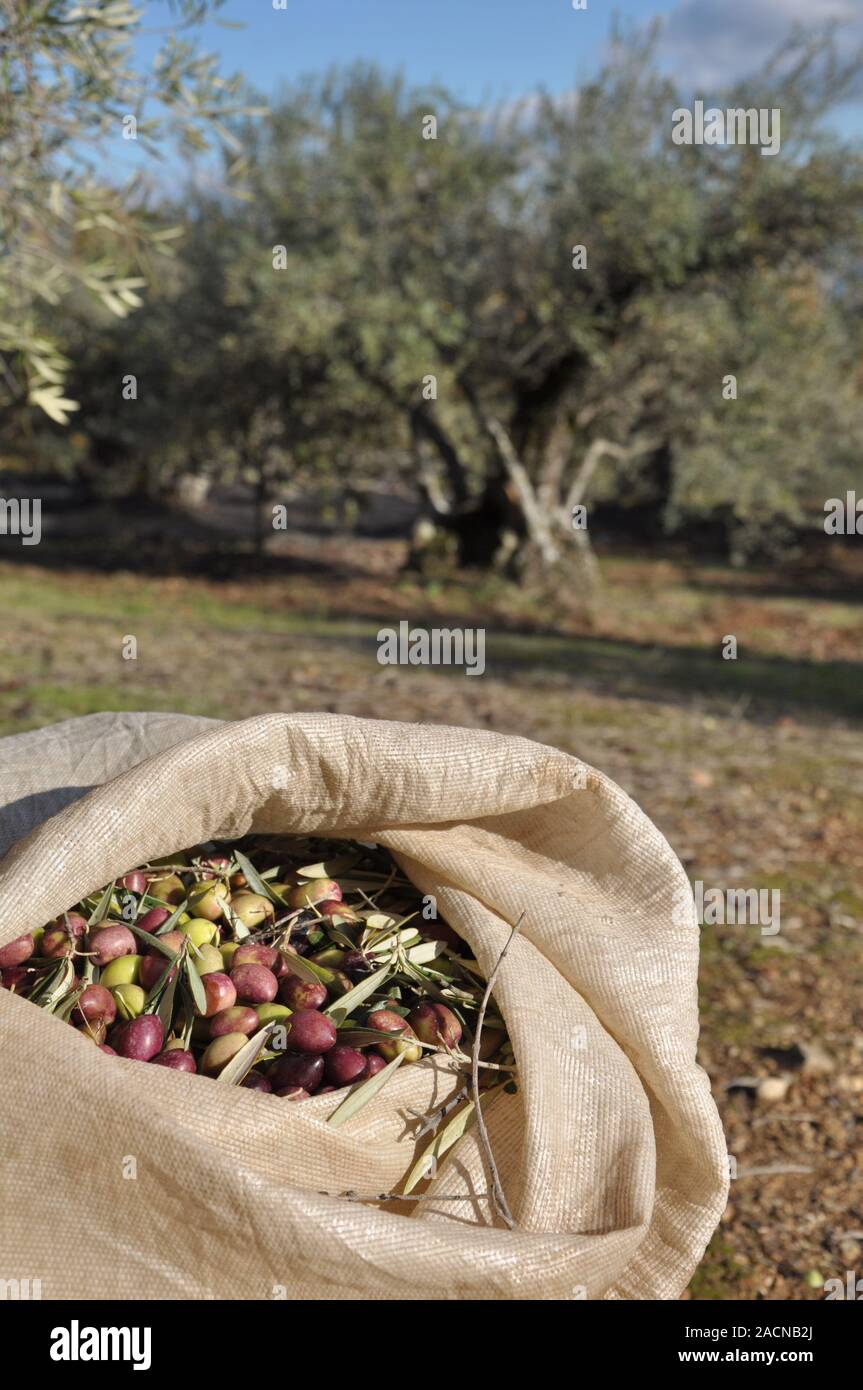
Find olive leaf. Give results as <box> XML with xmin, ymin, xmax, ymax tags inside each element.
<box><xmin>55</xmin><ymin>982</ymin><xmax>87</xmax><ymax>1024</ymax></box>
<box><xmin>402</xmin><ymin>939</ymin><xmax>445</xmax><ymax>965</ymax></box>
<box><xmin>154</xmin><ymin>899</ymin><xmax>189</xmax><ymax>935</ymax></box>
<box><xmin>326</xmin><ymin>1051</ymin><xmax>406</xmax><ymax>1128</ymax></box>
<box><xmin>216</xmin><ymin>1022</ymin><xmax>277</xmax><ymax>1086</ymax></box>
<box><xmin>403</xmin><ymin>1101</ymin><xmax>476</xmax><ymax>1194</ymax></box>
<box><xmin>29</xmin><ymin>957</ymin><xmax>77</xmax><ymax>1012</ymax></box>
<box><xmin>87</xmin><ymin>879</ymin><xmax>116</xmax><ymax>926</ymax></box>
<box><xmin>219</xmin><ymin>894</ymin><xmax>250</xmax><ymax>941</ymax></box>
<box><xmin>324</xmin><ymin>964</ymin><xmax>392</xmax><ymax>1026</ymax></box>
<box><xmin>126</xmin><ymin>922</ymin><xmax>180</xmax><ymax>959</ymax></box>
<box><xmin>184</xmin><ymin>953</ymin><xmax>208</xmax><ymax>1014</ymax></box>
<box><xmin>279</xmin><ymin>951</ymin><xmax>334</xmax><ymax>986</ymax></box>
<box><xmin>336</xmin><ymin>1027</ymin><xmax>402</xmax><ymax>1046</ymax></box>
<box><xmin>233</xmin><ymin>850</ymin><xmax>288</xmax><ymax>908</ymax></box>
<box><xmin>155</xmin><ymin>966</ymin><xmax>180</xmax><ymax>1032</ymax></box>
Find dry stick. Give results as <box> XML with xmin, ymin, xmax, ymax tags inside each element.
<box><xmin>406</xmin><ymin>1084</ymin><xmax>472</xmax><ymax>1140</ymax></box>
<box><xmin>319</xmin><ymin>1190</ymin><xmax>491</xmax><ymax>1204</ymax></box>
<box><xmin>733</xmin><ymin>1163</ymin><xmax>815</xmax><ymax>1179</ymax></box>
<box><xmin>470</xmin><ymin>915</ymin><xmax>522</xmax><ymax>1231</ymax></box>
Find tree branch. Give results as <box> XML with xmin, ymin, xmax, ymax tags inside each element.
<box><xmin>484</xmin><ymin>415</ymin><xmax>560</xmax><ymax>566</ymax></box>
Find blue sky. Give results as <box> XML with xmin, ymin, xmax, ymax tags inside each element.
<box><xmin>139</xmin><ymin>0</ymin><xmax>863</xmax><ymax>101</ymax></box>
<box><xmin>124</xmin><ymin>0</ymin><xmax>862</xmax><ymax>187</ymax></box>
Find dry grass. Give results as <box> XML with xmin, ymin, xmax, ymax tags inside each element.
<box><xmin>1</xmin><ymin>545</ymin><xmax>861</xmax><ymax>1299</ymax></box>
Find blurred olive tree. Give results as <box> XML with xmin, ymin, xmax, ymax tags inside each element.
<box><xmin>0</xmin><ymin>0</ymin><xmax>258</xmax><ymax>426</ymax></box>
<box><xmin>21</xmin><ymin>23</ymin><xmax>863</xmax><ymax>570</ymax></box>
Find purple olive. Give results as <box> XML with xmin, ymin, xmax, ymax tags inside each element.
<box><xmin>147</xmin><ymin>929</ymin><xmax>184</xmax><ymax>955</ymax></box>
<box><xmin>284</xmin><ymin>1009</ymin><xmax>337</xmax><ymax>1055</ymax></box>
<box><xmin>99</xmin><ymin>1044</ymin><xmax>117</xmax><ymax>1056</ymax></box>
<box><xmin>270</xmin><ymin>1053</ymin><xmax>325</xmax><ymax>1092</ymax></box>
<box><xmin>343</xmin><ymin>950</ymin><xmax>373</xmax><ymax>977</ymax></box>
<box><xmin>147</xmin><ymin>873</ymin><xmax>185</xmax><ymax>904</ymax></box>
<box><xmin>119</xmin><ymin>870</ymin><xmax>148</xmax><ymax>894</ymax></box>
<box><xmin>230</xmin><ymin>962</ymin><xmax>277</xmax><ymax>1005</ymax></box>
<box><xmin>365</xmin><ymin>1053</ymin><xmax>386</xmax><ymax>1077</ymax></box>
<box><xmin>318</xmin><ymin>900</ymin><xmax>360</xmax><ymax>922</ymax></box>
<box><xmin>408</xmin><ymin>1002</ymin><xmax>463</xmax><ymax>1048</ymax></box>
<box><xmin>89</xmin><ymin>924</ymin><xmax>137</xmax><ymax>966</ymax></box>
<box><xmin>278</xmin><ymin>976</ymin><xmax>327</xmax><ymax>1011</ymax></box>
<box><xmin>201</xmin><ymin>972</ymin><xmax>236</xmax><ymax>1017</ymax></box>
<box><xmin>41</xmin><ymin>914</ymin><xmax>88</xmax><ymax>958</ymax></box>
<box><xmin>151</xmin><ymin>1049</ymin><xmax>196</xmax><ymax>1072</ymax></box>
<box><xmin>367</xmin><ymin>1009</ymin><xmax>422</xmax><ymax>1063</ymax></box>
<box><xmin>288</xmin><ymin>878</ymin><xmax>342</xmax><ymax>909</ymax></box>
<box><xmin>112</xmin><ymin>1015</ymin><xmax>164</xmax><ymax>1061</ymax></box>
<box><xmin>324</xmin><ymin>1045</ymin><xmax>368</xmax><ymax>1088</ymax></box>
<box><xmin>75</xmin><ymin>983</ymin><xmax>116</xmax><ymax>1027</ymax></box>
<box><xmin>209</xmin><ymin>1005</ymin><xmax>259</xmax><ymax>1039</ymax></box>
<box><xmin>0</xmin><ymin>933</ymin><xmax>35</xmax><ymax>969</ymax></box>
<box><xmin>275</xmin><ymin>1087</ymin><xmax>310</xmax><ymax>1101</ymax></box>
<box><xmin>233</xmin><ymin>942</ymin><xmax>279</xmax><ymax>971</ymax></box>
<box><xmin>242</xmin><ymin>1071</ymin><xmax>273</xmax><ymax>1093</ymax></box>
<box><xmin>1</xmin><ymin>965</ymin><xmax>30</xmax><ymax>991</ymax></box>
<box><xmin>138</xmin><ymin>955</ymin><xmax>173</xmax><ymax>992</ymax></box>
<box><xmin>138</xmin><ymin>906</ymin><xmax>171</xmax><ymax>934</ymax></box>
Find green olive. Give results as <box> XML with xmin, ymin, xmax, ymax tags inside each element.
<box><xmin>256</xmin><ymin>1002</ymin><xmax>292</xmax><ymax>1024</ymax></box>
<box><xmin>229</xmin><ymin>893</ymin><xmax>274</xmax><ymax>929</ymax></box>
<box><xmin>191</xmin><ymin>943</ymin><xmax>223</xmax><ymax>975</ymax></box>
<box><xmin>200</xmin><ymin>1032</ymin><xmax>247</xmax><ymax>1075</ymax></box>
<box><xmin>99</xmin><ymin>955</ymin><xmax>142</xmax><ymax>988</ymax></box>
<box><xmin>179</xmin><ymin>918</ymin><xmax>219</xmax><ymax>948</ymax></box>
<box><xmin>220</xmin><ymin>941</ymin><xmax>240</xmax><ymax>971</ymax></box>
<box><xmin>112</xmin><ymin>983</ymin><xmax>146</xmax><ymax>1019</ymax></box>
<box><xmin>188</xmin><ymin>881</ymin><xmax>229</xmax><ymax>922</ymax></box>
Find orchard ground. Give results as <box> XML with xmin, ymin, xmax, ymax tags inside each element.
<box><xmin>1</xmin><ymin>537</ymin><xmax>861</xmax><ymax>1301</ymax></box>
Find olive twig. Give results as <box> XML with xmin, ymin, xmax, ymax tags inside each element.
<box><xmin>470</xmin><ymin>915</ymin><xmax>522</xmax><ymax>1231</ymax></box>
<box><xmin>319</xmin><ymin>1189</ymin><xmax>491</xmax><ymax>1204</ymax></box>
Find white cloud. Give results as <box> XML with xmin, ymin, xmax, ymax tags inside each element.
<box><xmin>657</xmin><ymin>0</ymin><xmax>863</xmax><ymax>90</ymax></box>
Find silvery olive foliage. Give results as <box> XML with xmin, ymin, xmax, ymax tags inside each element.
<box><xmin>0</xmin><ymin>0</ymin><xmax>257</xmax><ymax>424</ymax></box>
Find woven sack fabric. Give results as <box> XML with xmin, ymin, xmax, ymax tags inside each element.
<box><xmin>0</xmin><ymin>711</ymin><xmax>727</xmax><ymax>1299</ymax></box>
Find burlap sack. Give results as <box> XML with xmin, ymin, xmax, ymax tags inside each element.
<box><xmin>0</xmin><ymin>711</ymin><xmax>727</xmax><ymax>1300</ymax></box>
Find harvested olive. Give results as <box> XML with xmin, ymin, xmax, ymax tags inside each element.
<box><xmin>152</xmin><ymin>1049</ymin><xmax>196</xmax><ymax>1072</ymax></box>
<box><xmin>270</xmin><ymin>1053</ymin><xmax>325</xmax><ymax>1091</ymax></box>
<box><xmin>408</xmin><ymin>1002</ymin><xmax>462</xmax><ymax>1048</ymax></box>
<box><xmin>100</xmin><ymin>954</ymin><xmax>142</xmax><ymax>989</ymax></box>
<box><xmin>0</xmin><ymin>933</ymin><xmax>34</xmax><ymax>969</ymax></box>
<box><xmin>241</xmin><ymin>1071</ymin><xmax>272</xmax><ymax>1093</ymax></box>
<box><xmin>201</xmin><ymin>972</ymin><xmax>237</xmax><ymax>1017</ymax></box>
<box><xmin>233</xmin><ymin>942</ymin><xmax>279</xmax><ymax>971</ymax></box>
<box><xmin>230</xmin><ymin>893</ymin><xmax>274</xmax><ymax>929</ymax></box>
<box><xmin>89</xmin><ymin>925</ymin><xmax>137</xmax><ymax>967</ymax></box>
<box><xmin>278</xmin><ymin>976</ymin><xmax>327</xmax><ymax>1012</ymax></box>
<box><xmin>283</xmin><ymin>1009</ymin><xmax>337</xmax><ymax>1054</ymax></box>
<box><xmin>209</xmin><ymin>1005</ymin><xmax>259</xmax><ymax>1039</ymax></box>
<box><xmin>230</xmin><ymin>962</ymin><xmax>277</xmax><ymax>1005</ymax></box>
<box><xmin>187</xmin><ymin>880</ymin><xmax>229</xmax><ymax>922</ymax></box>
<box><xmin>111</xmin><ymin>1015</ymin><xmax>164</xmax><ymax>1061</ymax></box>
<box><xmin>137</xmin><ymin>906</ymin><xmax>171</xmax><ymax>934</ymax></box>
<box><xmin>147</xmin><ymin>873</ymin><xmax>185</xmax><ymax>904</ymax></box>
<box><xmin>324</xmin><ymin>1045</ymin><xmax>368</xmax><ymax>1088</ymax></box>
<box><xmin>200</xmin><ymin>1032</ymin><xmax>246</xmax><ymax>1075</ymax></box>
<box><xmin>112</xmin><ymin>984</ymin><xmax>147</xmax><ymax>1020</ymax></box>
<box><xmin>367</xmin><ymin>1009</ymin><xmax>422</xmax><ymax>1063</ymax></box>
